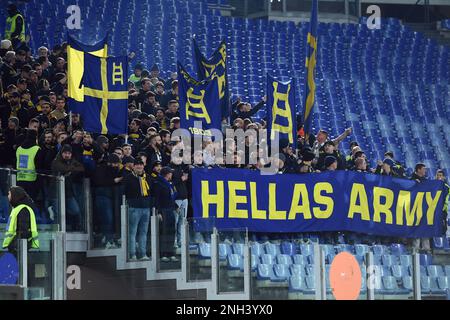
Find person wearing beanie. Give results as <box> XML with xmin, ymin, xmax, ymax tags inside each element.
<box><xmin>384</xmin><ymin>151</ymin><xmax>405</xmax><ymax>178</ymax></box>
<box><xmin>377</xmin><ymin>158</ymin><xmax>399</xmax><ymax>177</ymax></box>
<box><xmin>324</xmin><ymin>155</ymin><xmax>338</xmax><ymax>171</ymax></box>
<box><xmin>93</xmin><ymin>135</ymin><xmax>110</xmax><ymax>164</ymax></box>
<box><xmin>120</xmin><ymin>155</ymin><xmax>135</xmax><ymax>178</ymax></box>
<box><xmin>51</xmin><ymin>144</ymin><xmax>84</xmax><ymax>230</ymax></box>
<box><xmin>91</xmin><ymin>150</ymin><xmax>123</xmax><ymax>249</ymax></box>
<box><xmin>155</xmin><ymin>108</ymin><xmax>170</xmax><ymax>130</ymax></box>
<box><xmin>317</xmin><ymin>140</ymin><xmax>345</xmax><ymax>171</ymax></box>
<box><xmin>231</xmin><ymin>96</ymin><xmax>266</xmax><ymax>122</ymax></box>
<box><xmin>160</xmin><ymin>79</ymin><xmax>178</xmax><ymax>109</ymax></box>
<box><xmin>279</xmin><ymin>138</ymin><xmax>298</xmax><ymax>174</ymax></box>
<box><xmin>128</xmin><ymin>119</ymin><xmax>144</xmax><ymax>150</ymax></box>
<box><xmin>122</xmin><ymin>157</ymin><xmax>152</xmax><ymax>260</ymax></box>
<box><xmin>153</xmin><ymin>166</ymin><xmax>178</xmax><ymax>262</ymax></box>
<box><xmin>150</xmin><ymin>63</ymin><xmax>165</xmax><ymax>84</ymax></box>
<box><xmin>169</xmin><ymin>152</ymin><xmax>189</xmax><ymax>248</ymax></box>
<box><xmin>6</xmin><ymin>90</ymin><xmax>28</xmax><ymax>129</ymax></box>
<box><xmin>8</xmin><ymin>116</ymin><xmax>19</xmax><ymax>128</ymax></box>
<box><xmin>298</xmin><ymin>147</ymin><xmax>316</xmax><ymax>173</ymax></box>
<box><xmin>154</xmin><ymin>81</ymin><xmax>165</xmax><ymax>104</ymax></box>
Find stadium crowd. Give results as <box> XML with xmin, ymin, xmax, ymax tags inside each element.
<box><xmin>0</xmin><ymin>31</ymin><xmax>449</xmax><ymax>260</ymax></box>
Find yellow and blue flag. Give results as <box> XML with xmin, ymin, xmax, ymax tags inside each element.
<box><xmin>178</xmin><ymin>62</ymin><xmax>222</xmax><ymax>136</ymax></box>
<box><xmin>67</xmin><ymin>34</ymin><xmax>108</xmax><ymax>102</ymax></box>
<box><xmin>69</xmin><ymin>53</ymin><xmax>129</xmax><ymax>135</ymax></box>
<box><xmin>302</xmin><ymin>0</ymin><xmax>318</xmax><ymax>138</ymax></box>
<box><xmin>193</xmin><ymin>38</ymin><xmax>229</xmax><ymax>119</ymax></box>
<box><xmin>267</xmin><ymin>75</ymin><xmax>297</xmax><ymax>148</ymax></box>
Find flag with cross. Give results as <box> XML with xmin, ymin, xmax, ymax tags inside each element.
<box><xmin>70</xmin><ymin>53</ymin><xmax>129</xmax><ymax>135</ymax></box>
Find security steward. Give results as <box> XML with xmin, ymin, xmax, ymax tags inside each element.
<box><xmin>2</xmin><ymin>186</ymin><xmax>39</xmax><ymax>253</ymax></box>
<box><xmin>5</xmin><ymin>4</ymin><xmax>26</xmax><ymax>50</ymax></box>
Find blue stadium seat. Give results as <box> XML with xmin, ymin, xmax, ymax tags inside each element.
<box><xmin>400</xmin><ymin>255</ymin><xmax>412</xmax><ymax>268</ymax></box>
<box><xmin>289</xmin><ymin>276</ymin><xmax>306</xmax><ymax>293</ymax></box>
<box><xmin>257</xmin><ymin>264</ymin><xmax>274</xmax><ymax>281</ymax></box>
<box><xmin>199</xmin><ymin>243</ymin><xmax>211</xmax><ymax>259</ymax></box>
<box><xmin>355</xmin><ymin>244</ymin><xmax>370</xmax><ymax>256</ymax></box>
<box><xmin>427</xmin><ymin>265</ymin><xmax>444</xmax><ymax>278</ymax></box>
<box><xmin>232</xmin><ymin>243</ymin><xmax>244</xmax><ymax>256</ymax></box>
<box><xmin>264</xmin><ymin>243</ymin><xmax>281</xmax><ymax>257</ymax></box>
<box><xmin>290</xmin><ymin>264</ymin><xmax>306</xmax><ymax>277</ymax></box>
<box><xmin>299</xmin><ymin>244</ymin><xmax>314</xmax><ymax>257</ymax></box>
<box><xmin>227</xmin><ymin>254</ymin><xmax>242</xmax><ymax>270</ymax></box>
<box><xmin>251</xmin><ymin>242</ymin><xmax>264</xmax><ymax>257</ymax></box>
<box><xmin>419</xmin><ymin>254</ymin><xmax>433</xmax><ymax>266</ymax></box>
<box><xmin>281</xmin><ymin>242</ymin><xmax>296</xmax><ymax>256</ymax></box>
<box><xmin>421</xmin><ymin>275</ymin><xmax>432</xmax><ymax>294</ymax></box>
<box><xmin>381</xmin><ymin>254</ymin><xmax>398</xmax><ymax>267</ymax></box>
<box><xmin>276</xmin><ymin>254</ymin><xmax>293</xmax><ymax>265</ymax></box>
<box><xmin>437</xmin><ymin>276</ymin><xmax>449</xmax><ymax>291</ymax></box>
<box><xmin>219</xmin><ymin>243</ymin><xmax>232</xmax><ymax>260</ymax></box>
<box><xmin>273</xmin><ymin>264</ymin><xmax>290</xmax><ymax>282</ymax></box>
<box><xmin>293</xmin><ymin>254</ymin><xmax>307</xmax><ymax>265</ymax></box>
<box><xmin>260</xmin><ymin>254</ymin><xmax>275</xmax><ymax>265</ymax></box>
<box><xmin>390</xmin><ymin>244</ymin><xmax>407</xmax><ymax>256</ymax></box>
<box><xmin>373</xmin><ymin>245</ymin><xmax>387</xmax><ymax>256</ymax></box>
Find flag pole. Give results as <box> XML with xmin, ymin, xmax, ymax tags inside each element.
<box><xmin>69</xmin><ymin>111</ymin><xmax>73</xmax><ymax>134</ymax></box>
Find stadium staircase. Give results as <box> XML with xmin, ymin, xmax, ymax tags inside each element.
<box><xmin>405</xmin><ymin>22</ymin><xmax>450</xmax><ymax>47</ymax></box>
<box><xmin>67</xmin><ymin>254</ymin><xmax>206</xmax><ymax>300</ymax></box>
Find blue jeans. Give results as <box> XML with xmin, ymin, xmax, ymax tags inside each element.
<box><xmin>128</xmin><ymin>207</ymin><xmax>150</xmax><ymax>258</ymax></box>
<box><xmin>94</xmin><ymin>194</ymin><xmax>114</xmax><ymax>242</ymax></box>
<box><xmin>174</xmin><ymin>199</ymin><xmax>188</xmax><ymax>247</ymax></box>
<box><xmin>66</xmin><ymin>197</ymin><xmax>81</xmax><ymax>231</ymax></box>
<box><xmin>160</xmin><ymin>208</ymin><xmax>176</xmax><ymax>258</ymax></box>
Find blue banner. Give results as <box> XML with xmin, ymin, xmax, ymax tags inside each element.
<box><xmin>192</xmin><ymin>168</ymin><xmax>446</xmax><ymax>238</ymax></box>
<box><xmin>70</xmin><ymin>53</ymin><xmax>129</xmax><ymax>135</ymax></box>
<box><xmin>178</xmin><ymin>62</ymin><xmax>222</xmax><ymax>136</ymax></box>
<box><xmin>267</xmin><ymin>75</ymin><xmax>297</xmax><ymax>148</ymax></box>
<box><xmin>193</xmin><ymin>39</ymin><xmax>229</xmax><ymax>119</ymax></box>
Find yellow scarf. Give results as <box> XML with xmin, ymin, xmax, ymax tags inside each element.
<box><xmin>138</xmin><ymin>172</ymin><xmax>150</xmax><ymax>197</ymax></box>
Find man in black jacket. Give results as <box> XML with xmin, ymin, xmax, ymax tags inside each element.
<box><xmin>144</xmin><ymin>134</ymin><xmax>163</xmax><ymax>168</ymax></box>
<box><xmin>170</xmin><ymin>156</ymin><xmax>189</xmax><ymax>248</ymax></box>
<box><xmin>316</xmin><ymin>140</ymin><xmax>346</xmax><ymax>171</ymax></box>
<box><xmin>231</xmin><ymin>96</ymin><xmax>266</xmax><ymax>122</ymax></box>
<box><xmin>51</xmin><ymin>144</ymin><xmax>84</xmax><ymax>230</ymax></box>
<box><xmin>153</xmin><ymin>166</ymin><xmax>178</xmax><ymax>262</ymax></box>
<box><xmin>92</xmin><ymin>154</ymin><xmax>122</xmax><ymax>248</ymax></box>
<box><xmin>123</xmin><ymin>158</ymin><xmax>151</xmax><ymax>260</ymax></box>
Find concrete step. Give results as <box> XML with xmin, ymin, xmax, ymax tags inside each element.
<box><xmin>405</xmin><ymin>23</ymin><xmax>450</xmax><ymax>47</ymax></box>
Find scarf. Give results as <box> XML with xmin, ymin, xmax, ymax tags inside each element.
<box><xmin>136</xmin><ymin>172</ymin><xmax>150</xmax><ymax>197</ymax></box>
